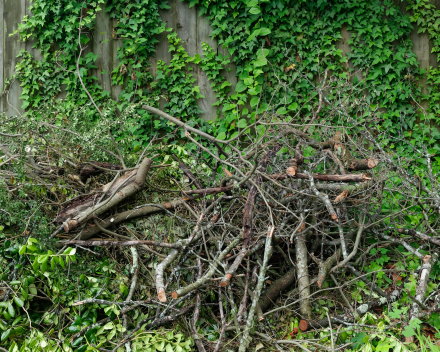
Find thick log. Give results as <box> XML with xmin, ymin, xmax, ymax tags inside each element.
<box><xmin>396</xmin><ymin>228</ymin><xmax>440</xmax><ymax>246</ymax></box>
<box><xmin>407</xmin><ymin>253</ymin><xmax>439</xmax><ymax>342</ymax></box>
<box><xmin>316</xmin><ymin>248</ymin><xmax>342</xmax><ymax>288</ymax></box>
<box><xmin>219</xmin><ymin>248</ymin><xmax>247</xmax><ymax>287</ymax></box>
<box><xmin>56</xmin><ymin>193</ymin><xmax>101</xmax><ymax>223</ymax></box>
<box><xmin>243</xmin><ymin>145</ymin><xmax>282</xmax><ymax>248</ymax></box>
<box><xmin>348</xmin><ymin>158</ymin><xmax>379</xmax><ymax>171</ymax></box>
<box><xmin>184</xmin><ymin>185</ymin><xmax>233</xmax><ymax>196</ymax></box>
<box><xmin>286</xmin><ymin>147</ymin><xmax>304</xmax><ymax>176</ymax></box>
<box><xmin>183</xmin><ymin>172</ymin><xmax>368</xmax><ymax>198</ymax></box>
<box><xmin>63</xmin><ymin>199</ymin><xmax>185</xmax><ymax>241</ymax></box>
<box><xmin>62</xmin><ymin>157</ymin><xmax>152</xmax><ymax>232</ymax></box>
<box><xmin>77</xmin><ymin>161</ymin><xmax>122</xmax><ymax>177</ymax></box>
<box><xmin>259</xmin><ymin>267</ymin><xmax>296</xmax><ymax>312</ymax></box>
<box><xmin>315</xmin><ymin>132</ymin><xmax>379</xmax><ymax>172</ymax></box>
<box><xmin>56</xmin><ymin>168</ymin><xmax>137</xmax><ymax>223</ymax></box>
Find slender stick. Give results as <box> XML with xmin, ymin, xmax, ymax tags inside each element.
<box><xmin>239</xmin><ymin>227</ymin><xmax>273</xmax><ymax>352</ymax></box>
<box><xmin>407</xmin><ymin>253</ymin><xmax>439</xmax><ymax>343</ymax></box>
<box><xmin>172</xmin><ymin>239</ymin><xmax>240</xmax><ymax>299</ymax></box>
<box><xmin>63</xmin><ymin>240</ymin><xmax>181</xmax><ymax>249</ymax></box>
<box><xmin>191</xmin><ymin>258</ymin><xmax>206</xmax><ymax>352</ymax></box>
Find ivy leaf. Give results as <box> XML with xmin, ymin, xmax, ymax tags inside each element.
<box><xmin>402</xmin><ymin>325</ymin><xmax>416</xmax><ymax>337</ymax></box>
<box><xmin>388</xmin><ymin>308</ymin><xmax>402</xmax><ymax>319</ymax></box>
<box><xmin>78</xmin><ymin>67</ymin><xmax>88</xmax><ymax>77</ymax></box>
<box><xmin>247</xmin><ymin>29</ymin><xmax>260</xmax><ymax>41</ymax></box>
<box><xmin>253</xmin><ymin>57</ymin><xmax>267</xmax><ymax>67</ymax></box>
<box><xmin>1</xmin><ymin>329</ymin><xmax>11</xmax><ymax>341</ymax></box>
<box><xmin>250</xmin><ymin>97</ymin><xmax>259</xmax><ymax>108</ymax></box>
<box><xmin>217</xmin><ymin>132</ymin><xmax>226</xmax><ymax>140</ymax></box>
<box><xmin>384</xmin><ymin>63</ymin><xmax>393</xmax><ymax>73</ymax></box>
<box><xmin>259</xmin><ymin>28</ymin><xmax>271</xmax><ymax>36</ymax></box>
<box><xmin>244</xmin><ymin>77</ymin><xmax>254</xmax><ymax>86</ymax></box>
<box><xmin>235</xmin><ymin>81</ymin><xmax>247</xmax><ymax>93</ymax></box>
<box><xmin>238</xmin><ymin>119</ymin><xmax>247</xmax><ymax>128</ymax></box>
<box><xmin>249</xmin><ymin>6</ymin><xmax>261</xmax><ymax>14</ymax></box>
<box><xmin>288</xmin><ymin>102</ymin><xmax>298</xmax><ymax>110</ymax></box>
<box><xmin>277</xmin><ymin>107</ymin><xmax>287</xmax><ymax>115</ymax></box>
<box><xmin>14</xmin><ymin>297</ymin><xmax>24</xmax><ymax>308</ymax></box>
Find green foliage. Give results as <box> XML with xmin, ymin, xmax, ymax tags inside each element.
<box><xmin>107</xmin><ymin>0</ymin><xmax>167</xmax><ymax>104</ymax></box>
<box><xmin>12</xmin><ymin>0</ymin><xmax>440</xmax><ymax>154</ymax></box>
<box><xmin>406</xmin><ymin>0</ymin><xmax>440</xmax><ymax>151</ymax></box>
<box><xmin>155</xmin><ymin>32</ymin><xmax>205</xmax><ymax>120</ymax></box>
<box><xmin>18</xmin><ymin>1</ymin><xmax>103</xmax><ymax>56</ymax></box>
<box><xmin>6</xmin><ymin>0</ymin><xmax>440</xmax><ymax>350</ymax></box>
<box><xmin>407</xmin><ymin>0</ymin><xmax>440</xmax><ymax>61</ymax></box>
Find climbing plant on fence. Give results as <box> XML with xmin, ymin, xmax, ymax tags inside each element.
<box><xmin>2</xmin><ymin>0</ymin><xmax>440</xmax><ymax>351</ymax></box>
<box><xmin>9</xmin><ymin>0</ymin><xmax>440</xmax><ymax>158</ymax></box>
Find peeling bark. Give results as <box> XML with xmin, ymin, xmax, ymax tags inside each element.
<box><xmin>316</xmin><ymin>247</ymin><xmax>342</xmax><ymax>288</ymax></box>
<box><xmin>67</xmin><ymin>199</ymin><xmax>186</xmax><ymax>241</ymax></box>
<box><xmin>62</xmin><ymin>157</ymin><xmax>153</xmax><ymax>232</ymax></box>
<box><xmin>259</xmin><ymin>266</ymin><xmax>296</xmax><ymax>312</ymax></box>
<box><xmin>77</xmin><ymin>161</ymin><xmax>122</xmax><ymax>177</ymax></box>
<box><xmin>295</xmin><ymin>231</ymin><xmax>312</xmax><ymax>319</ymax></box>
<box><xmin>407</xmin><ymin>253</ymin><xmax>439</xmax><ymax>343</ymax></box>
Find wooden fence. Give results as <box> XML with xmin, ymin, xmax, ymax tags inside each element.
<box><xmin>0</xmin><ymin>0</ymin><xmax>439</xmax><ymax>118</ymax></box>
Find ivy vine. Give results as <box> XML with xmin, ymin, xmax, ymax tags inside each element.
<box><xmin>6</xmin><ymin>0</ymin><xmax>440</xmax><ymax>161</ymax></box>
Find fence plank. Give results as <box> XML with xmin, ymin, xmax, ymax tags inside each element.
<box><xmin>25</xmin><ymin>1</ymin><xmax>43</xmax><ymax>62</ymax></box>
<box><xmin>3</xmin><ymin>0</ymin><xmax>26</xmax><ymax>117</ymax></box>
<box><xmin>111</xmin><ymin>24</ymin><xmax>122</xmax><ymax>102</ymax></box>
<box><xmin>94</xmin><ymin>5</ymin><xmax>112</xmax><ymax>95</ymax></box>
<box><xmin>157</xmin><ymin>0</ymin><xmax>176</xmax><ymax>66</ymax></box>
<box><xmin>0</xmin><ymin>0</ymin><xmax>4</xmax><ymax>114</ymax></box>
<box><xmin>218</xmin><ymin>45</ymin><xmax>237</xmax><ymax>97</ymax></box>
<box><xmin>196</xmin><ymin>11</ymin><xmax>217</xmax><ymax>121</ymax></box>
<box><xmin>2</xmin><ymin>0</ymin><xmax>437</xmax><ymax>120</ymax></box>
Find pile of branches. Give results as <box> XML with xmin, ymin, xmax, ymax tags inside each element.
<box><xmin>1</xmin><ymin>85</ymin><xmax>440</xmax><ymax>351</ymax></box>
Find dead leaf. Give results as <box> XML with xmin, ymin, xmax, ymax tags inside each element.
<box><xmin>286</xmin><ymin>166</ymin><xmax>296</xmax><ymax>176</ymax></box>
<box><xmin>255</xmin><ymin>343</ymin><xmax>264</xmax><ymax>352</ymax></box>
<box><xmin>284</xmin><ymin>64</ymin><xmax>296</xmax><ymax>73</ymax></box>
<box><xmin>334</xmin><ymin>190</ymin><xmax>349</xmax><ymax>203</ymax></box>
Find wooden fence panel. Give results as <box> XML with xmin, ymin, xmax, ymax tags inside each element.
<box><xmin>3</xmin><ymin>0</ymin><xmax>26</xmax><ymax>117</ymax></box>
<box><xmin>0</xmin><ymin>0</ymin><xmax>4</xmax><ymax>114</ymax></box>
<box><xmin>1</xmin><ymin>0</ymin><xmax>440</xmax><ymax>119</ymax></box>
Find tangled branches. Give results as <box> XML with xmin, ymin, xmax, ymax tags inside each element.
<box><xmin>1</xmin><ymin>72</ymin><xmax>440</xmax><ymax>351</ymax></box>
